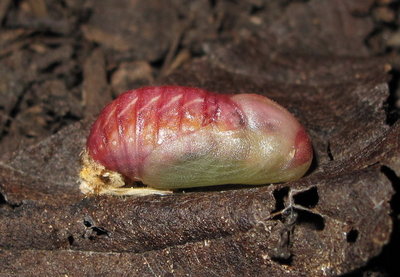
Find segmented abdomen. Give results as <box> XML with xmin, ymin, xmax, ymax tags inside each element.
<box><xmin>87</xmin><ymin>86</ymin><xmax>245</xmax><ymax>180</ymax></box>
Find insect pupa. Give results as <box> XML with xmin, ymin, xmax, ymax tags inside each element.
<box><xmin>79</xmin><ymin>86</ymin><xmax>312</xmax><ymax>196</ymax></box>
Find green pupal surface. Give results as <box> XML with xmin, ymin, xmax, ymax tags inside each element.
<box><xmin>141</xmin><ymin>93</ymin><xmax>313</xmax><ymax>190</ymax></box>
<box><xmin>142</xmin><ymin>127</ymin><xmax>310</xmax><ymax>189</ymax></box>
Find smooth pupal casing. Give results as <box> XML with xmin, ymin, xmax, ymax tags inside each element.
<box><xmin>79</xmin><ymin>86</ymin><xmax>312</xmax><ymax>196</ymax></box>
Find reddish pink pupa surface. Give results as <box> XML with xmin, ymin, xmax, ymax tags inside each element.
<box><xmin>80</xmin><ymin>86</ymin><xmax>312</xmax><ymax>195</ymax></box>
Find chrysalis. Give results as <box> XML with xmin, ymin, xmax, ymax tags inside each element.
<box><xmin>79</xmin><ymin>86</ymin><xmax>312</xmax><ymax>196</ymax></box>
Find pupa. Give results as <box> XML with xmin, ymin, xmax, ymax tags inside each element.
<box><xmin>79</xmin><ymin>86</ymin><xmax>312</xmax><ymax>196</ymax></box>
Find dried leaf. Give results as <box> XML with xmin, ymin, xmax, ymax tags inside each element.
<box><xmin>82</xmin><ymin>48</ymin><xmax>112</xmax><ymax>118</ymax></box>
<box><xmin>82</xmin><ymin>0</ymin><xmax>178</xmax><ymax>61</ymax></box>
